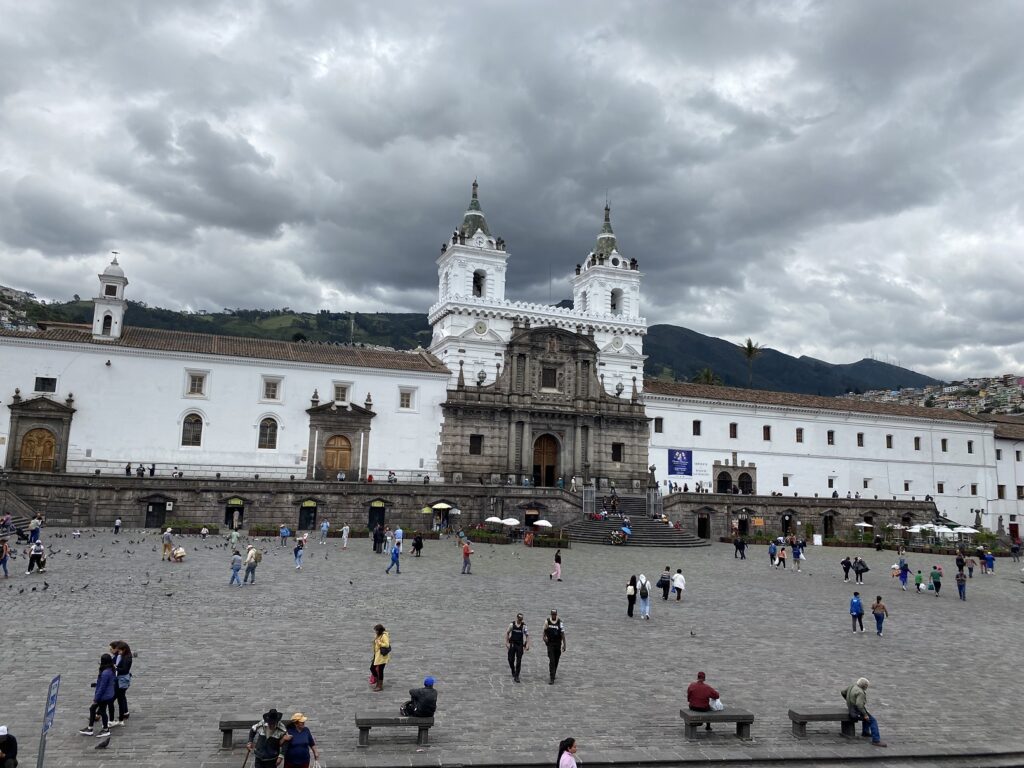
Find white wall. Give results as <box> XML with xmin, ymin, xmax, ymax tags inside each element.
<box><xmin>645</xmin><ymin>394</ymin><xmax>998</xmax><ymax>526</ymax></box>
<box><xmin>0</xmin><ymin>337</ymin><xmax>449</xmax><ymax>479</ymax></box>
<box><xmin>992</xmin><ymin>437</ymin><xmax>1024</xmax><ymax>534</ymax></box>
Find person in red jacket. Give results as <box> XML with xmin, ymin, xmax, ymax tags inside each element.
<box><xmin>686</xmin><ymin>671</ymin><xmax>720</xmax><ymax>731</ymax></box>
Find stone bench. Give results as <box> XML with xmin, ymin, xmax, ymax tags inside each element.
<box><xmin>218</xmin><ymin>717</ymin><xmax>293</xmax><ymax>749</ymax></box>
<box><xmin>355</xmin><ymin>713</ymin><xmax>434</xmax><ymax>747</ymax></box>
<box><xmin>788</xmin><ymin>706</ymin><xmax>856</xmax><ymax>739</ymax></box>
<box><xmin>679</xmin><ymin>708</ymin><xmax>754</xmax><ymax>740</ymax></box>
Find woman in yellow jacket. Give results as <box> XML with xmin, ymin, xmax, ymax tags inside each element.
<box><xmin>371</xmin><ymin>624</ymin><xmax>391</xmax><ymax>692</ymax></box>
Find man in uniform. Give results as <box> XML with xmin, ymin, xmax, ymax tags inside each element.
<box><xmin>505</xmin><ymin>613</ymin><xmax>530</xmax><ymax>682</ymax></box>
<box><xmin>542</xmin><ymin>609</ymin><xmax>566</xmax><ymax>685</ymax></box>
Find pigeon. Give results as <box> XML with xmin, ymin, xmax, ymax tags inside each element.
<box><xmin>690</xmin><ymin>630</ymin><xmax>697</xmax><ymax>637</ymax></box>
<box><xmin>43</xmin><ymin>582</ymin><xmax>49</xmax><ymax>590</ymax></box>
<box><xmin>95</xmin><ymin>737</ymin><xmax>110</xmax><ymax>749</ymax></box>
<box><xmin>18</xmin><ymin>588</ymin><xmax>24</xmax><ymax>594</ymax></box>
<box><xmin>165</xmin><ymin>592</ymin><xmax>173</xmax><ymax>597</ymax></box>
<box><xmin>82</xmin><ymin>584</ymin><xmax>89</xmax><ymax>591</ymax></box>
<box><xmin>31</xmin><ymin>586</ymin><xmax>37</xmax><ymax>592</ymax></box>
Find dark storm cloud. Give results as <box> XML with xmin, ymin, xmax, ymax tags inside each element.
<box><xmin>0</xmin><ymin>0</ymin><xmax>1022</xmax><ymax>378</ymax></box>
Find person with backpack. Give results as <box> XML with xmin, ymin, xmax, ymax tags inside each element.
<box><xmin>625</xmin><ymin>575</ymin><xmax>637</xmax><ymax>617</ymax></box>
<box><xmin>636</xmin><ymin>574</ymin><xmax>652</xmax><ymax>619</ymax></box>
<box><xmin>247</xmin><ymin>708</ymin><xmax>289</xmax><ymax>768</ymax></box>
<box><xmin>542</xmin><ymin>609</ymin><xmax>566</xmax><ymax>684</ymax></box>
<box><xmin>849</xmin><ymin>591</ymin><xmax>865</xmax><ymax>633</ymax></box>
<box><xmin>243</xmin><ymin>545</ymin><xmax>260</xmax><ymax>584</ymax></box>
<box><xmin>505</xmin><ymin>613</ymin><xmax>530</xmax><ymax>682</ymax></box>
<box><xmin>78</xmin><ymin>654</ymin><xmax>116</xmax><ymax>738</ymax></box>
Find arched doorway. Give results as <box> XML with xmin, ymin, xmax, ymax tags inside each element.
<box><xmin>738</xmin><ymin>472</ymin><xmax>753</xmax><ymax>494</ymax></box>
<box><xmin>532</xmin><ymin>434</ymin><xmax>559</xmax><ymax>487</ymax></box>
<box><xmin>368</xmin><ymin>499</ymin><xmax>388</xmax><ymax>530</ymax></box>
<box><xmin>298</xmin><ymin>499</ymin><xmax>318</xmax><ymax>531</ymax></box>
<box><xmin>324</xmin><ymin>435</ymin><xmax>352</xmax><ymax>474</ymax></box>
<box><xmin>224</xmin><ymin>497</ymin><xmax>245</xmax><ymax>529</ymax></box>
<box><xmin>781</xmin><ymin>511</ymin><xmax>795</xmax><ymax>536</ymax></box>
<box><xmin>19</xmin><ymin>428</ymin><xmax>56</xmax><ymax>472</ymax></box>
<box><xmin>822</xmin><ymin>512</ymin><xmax>836</xmax><ymax>539</ymax></box>
<box><xmin>696</xmin><ymin>513</ymin><xmax>711</xmax><ymax>539</ymax></box>
<box><xmin>734</xmin><ymin>510</ymin><xmax>751</xmax><ymax>536</ymax></box>
<box><xmin>716</xmin><ymin>471</ymin><xmax>732</xmax><ymax>494</ymax></box>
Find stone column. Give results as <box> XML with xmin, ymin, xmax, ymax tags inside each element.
<box><xmin>521</xmin><ymin>421</ymin><xmax>532</xmax><ymax>477</ymax></box>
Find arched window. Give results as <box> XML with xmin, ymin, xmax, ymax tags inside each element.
<box><xmin>181</xmin><ymin>413</ymin><xmax>203</xmax><ymax>447</ymax></box>
<box><xmin>579</xmin><ymin>291</ymin><xmax>588</xmax><ymax>312</ymax></box>
<box><xmin>472</xmin><ymin>269</ymin><xmax>486</xmax><ymax>297</ymax></box>
<box><xmin>101</xmin><ymin>314</ymin><xmax>113</xmax><ymax>335</ymax></box>
<box><xmin>442</xmin><ymin>270</ymin><xmax>450</xmax><ymax>297</ymax></box>
<box><xmin>258</xmin><ymin>417</ymin><xmax>278</xmax><ymax>450</ymax></box>
<box><xmin>610</xmin><ymin>288</ymin><xmax>623</xmax><ymax>315</ymax></box>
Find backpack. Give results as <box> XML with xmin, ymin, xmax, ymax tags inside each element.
<box><xmin>638</xmin><ymin>580</ymin><xmax>649</xmax><ymax>599</ymax></box>
<box><xmin>254</xmin><ymin>549</ymin><xmax>263</xmax><ymax>564</ymax></box>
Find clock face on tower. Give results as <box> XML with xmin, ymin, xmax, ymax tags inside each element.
<box><xmin>474</xmin><ymin>320</ymin><xmax>488</xmax><ymax>335</ymax></box>
<box><xmin>611</xmin><ymin>336</ymin><xmax>624</xmax><ymax>350</ymax></box>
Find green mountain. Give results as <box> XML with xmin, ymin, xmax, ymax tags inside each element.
<box><xmin>22</xmin><ymin>299</ymin><xmax>940</xmax><ymax>395</ymax></box>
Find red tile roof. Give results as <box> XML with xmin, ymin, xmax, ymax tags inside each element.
<box><xmin>643</xmin><ymin>379</ymin><xmax>981</xmax><ymax>424</ymax></box>
<box><xmin>974</xmin><ymin>414</ymin><xmax>1024</xmax><ymax>440</ymax></box>
<box><xmin>0</xmin><ymin>324</ymin><xmax>448</xmax><ymax>374</ymax></box>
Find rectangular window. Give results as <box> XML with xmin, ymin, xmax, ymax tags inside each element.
<box><xmin>1017</xmin><ymin>485</ymin><xmax>1024</xmax><ymax>500</ymax></box>
<box><xmin>967</xmin><ymin>440</ymin><xmax>973</xmax><ymax>454</ymax></box>
<box><xmin>795</xmin><ymin>427</ymin><xmax>804</xmax><ymax>443</ymax></box>
<box><xmin>914</xmin><ymin>436</ymin><xmax>922</xmax><ymax>451</ymax></box>
<box><xmin>692</xmin><ymin>420</ymin><xmax>702</xmax><ymax>436</ymax></box>
<box><xmin>729</xmin><ymin>423</ymin><xmax>738</xmax><ymax>439</ymax></box>
<box><xmin>104</xmin><ymin>284</ymin><xmax>118</xmax><ymax>297</ymax></box>
<box><xmin>937</xmin><ymin>482</ymin><xmax>945</xmax><ymax>494</ymax></box>
<box><xmin>997</xmin><ymin>485</ymin><xmax>1006</xmax><ymax>500</ymax></box>
<box><xmin>970</xmin><ymin>484</ymin><xmax>978</xmax><ymax>495</ymax></box>
<box><xmin>827</xmin><ymin>430</ymin><xmax>835</xmax><ymax>446</ymax></box>
<box><xmin>262</xmin><ymin>377</ymin><xmax>281</xmax><ymax>401</ymax></box>
<box><xmin>33</xmin><ymin>376</ymin><xmax>57</xmax><ymax>393</ymax></box>
<box><xmin>333</xmin><ymin>383</ymin><xmax>350</xmax><ymax>404</ymax></box>
<box><xmin>863</xmin><ymin>478</ymin><xmax>870</xmax><ymax>489</ymax></box>
<box><xmin>186</xmin><ymin>372</ymin><xmax>207</xmax><ymax>397</ymax></box>
<box><xmin>996</xmin><ymin>449</ymin><xmax>1002</xmax><ymax>460</ymax></box>
<box><xmin>827</xmin><ymin>477</ymin><xmax>835</xmax><ymax>489</ymax></box>
<box><xmin>903</xmin><ymin>481</ymin><xmax>910</xmax><ymax>492</ymax></box>
<box><xmin>541</xmin><ymin>367</ymin><xmax>558</xmax><ymax>389</ymax></box>
<box><xmin>469</xmin><ymin>434</ymin><xmax>483</xmax><ymax>455</ymax></box>
<box><xmin>1017</xmin><ymin>450</ymin><xmax>1022</xmax><ymax>462</ymax></box>
<box><xmin>762</xmin><ymin>425</ymin><xmax>771</xmax><ymax>441</ymax></box>
<box><xmin>399</xmin><ymin>388</ymin><xmax>416</xmax><ymax>410</ymax></box>
<box><xmin>611</xmin><ymin>442</ymin><xmax>624</xmax><ymax>462</ymax></box>
<box><xmin>886</xmin><ymin>434</ymin><xmax>893</xmax><ymax>449</ymax></box>
<box><xmin>941</xmin><ymin>438</ymin><xmax>948</xmax><ymax>452</ymax></box>
<box><xmin>782</xmin><ymin>475</ymin><xmax>790</xmax><ymax>487</ymax></box>
<box><xmin>856</xmin><ymin>432</ymin><xmax>864</xmax><ymax>447</ymax></box>
<box><xmin>653</xmin><ymin>417</ymin><xmax>663</xmax><ymax>434</ymax></box>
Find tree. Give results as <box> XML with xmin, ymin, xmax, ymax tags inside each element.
<box><xmin>692</xmin><ymin>367</ymin><xmax>722</xmax><ymax>386</ymax></box>
<box><xmin>740</xmin><ymin>337</ymin><xmax>762</xmax><ymax>388</ymax></box>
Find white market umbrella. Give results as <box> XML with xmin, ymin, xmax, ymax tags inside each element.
<box><xmin>533</xmin><ymin>520</ymin><xmax>553</xmax><ymax>527</ymax></box>
<box><xmin>853</xmin><ymin>522</ymin><xmax>874</xmax><ymax>528</ymax></box>
<box><xmin>890</xmin><ymin>524</ymin><xmax>908</xmax><ymax>530</ymax></box>
<box><xmin>432</xmin><ymin>502</ymin><xmax>452</xmax><ymax>509</ymax></box>
<box><xmin>919</xmin><ymin>523</ymin><xmax>937</xmax><ymax>530</ymax></box>
<box><xmin>501</xmin><ymin>517</ymin><xmax>520</xmax><ymax>526</ymax></box>
<box><xmin>449</xmin><ymin>508</ymin><xmax>462</xmax><ymax>515</ymax></box>
<box><xmin>484</xmin><ymin>516</ymin><xmax>503</xmax><ymax>524</ymax></box>
<box><xmin>934</xmin><ymin>525</ymin><xmax>955</xmax><ymax>535</ymax></box>
<box><xmin>953</xmin><ymin>526</ymin><xmax>979</xmax><ymax>534</ymax></box>
<box><xmin>906</xmin><ymin>525</ymin><xmax>924</xmax><ymax>533</ymax></box>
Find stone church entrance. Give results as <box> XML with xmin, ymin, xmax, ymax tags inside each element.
<box><xmin>19</xmin><ymin>428</ymin><xmax>56</xmax><ymax>471</ymax></box>
<box><xmin>324</xmin><ymin>435</ymin><xmax>351</xmax><ymax>474</ymax></box>
<box><xmin>532</xmin><ymin>434</ymin><xmax>559</xmax><ymax>487</ymax></box>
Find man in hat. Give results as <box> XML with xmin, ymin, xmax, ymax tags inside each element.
<box><xmin>0</xmin><ymin>725</ymin><xmax>17</xmax><ymax>768</ymax></box>
<box><xmin>243</xmin><ymin>544</ymin><xmax>259</xmax><ymax>585</ymax></box>
<box><xmin>542</xmin><ymin>609</ymin><xmax>566</xmax><ymax>684</ymax></box>
<box><xmin>842</xmin><ymin>677</ymin><xmax>886</xmax><ymax>746</ymax></box>
<box><xmin>686</xmin><ymin>672</ymin><xmax>720</xmax><ymax>731</ymax></box>
<box><xmin>247</xmin><ymin>708</ymin><xmax>290</xmax><ymax>768</ymax></box>
<box><xmin>161</xmin><ymin>528</ymin><xmax>173</xmax><ymax>560</ymax></box>
<box><xmin>400</xmin><ymin>677</ymin><xmax>438</xmax><ymax>717</ymax></box>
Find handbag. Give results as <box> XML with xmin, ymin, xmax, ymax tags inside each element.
<box><xmin>710</xmin><ymin>698</ymin><xmax>725</xmax><ymax>711</ymax></box>
<box><xmin>380</xmin><ymin>644</ymin><xmax>391</xmax><ymax>656</ymax></box>
<box><xmin>626</xmin><ymin>585</ymin><xmax>635</xmax><ymax>596</ymax></box>
<box><xmin>117</xmin><ymin>673</ymin><xmax>132</xmax><ymax>689</ymax></box>
<box><xmin>656</xmin><ymin>575</ymin><xmax>669</xmax><ymax>589</ymax></box>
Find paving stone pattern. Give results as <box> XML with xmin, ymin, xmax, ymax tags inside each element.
<box><xmin>2</xmin><ymin>529</ymin><xmax>1023</xmax><ymax>767</ymax></box>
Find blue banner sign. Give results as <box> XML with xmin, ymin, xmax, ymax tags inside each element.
<box><xmin>667</xmin><ymin>449</ymin><xmax>692</xmax><ymax>476</ymax></box>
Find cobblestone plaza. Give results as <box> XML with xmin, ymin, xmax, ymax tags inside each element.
<box><xmin>2</xmin><ymin>529</ymin><xmax>1023</xmax><ymax>767</ymax></box>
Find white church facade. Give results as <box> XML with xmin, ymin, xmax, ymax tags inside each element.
<box><xmin>0</xmin><ymin>184</ymin><xmax>1021</xmax><ymax>532</ymax></box>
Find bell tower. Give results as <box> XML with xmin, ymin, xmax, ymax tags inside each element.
<box><xmin>92</xmin><ymin>254</ymin><xmax>128</xmax><ymax>340</ymax></box>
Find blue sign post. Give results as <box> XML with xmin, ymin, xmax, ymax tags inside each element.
<box><xmin>37</xmin><ymin>675</ymin><xmax>60</xmax><ymax>768</ymax></box>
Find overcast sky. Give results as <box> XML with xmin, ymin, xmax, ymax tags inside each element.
<box><xmin>2</xmin><ymin>1</ymin><xmax>1022</xmax><ymax>380</ymax></box>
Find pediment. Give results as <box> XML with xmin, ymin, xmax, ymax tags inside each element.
<box><xmin>307</xmin><ymin>401</ymin><xmax>375</xmax><ymax>417</ymax></box>
<box><xmin>138</xmin><ymin>493</ymin><xmax>178</xmax><ymax>503</ymax></box>
<box><xmin>8</xmin><ymin>394</ymin><xmax>76</xmax><ymax>415</ymax></box>
<box><xmin>457</xmin><ymin>326</ymin><xmax>504</xmax><ymax>342</ymax></box>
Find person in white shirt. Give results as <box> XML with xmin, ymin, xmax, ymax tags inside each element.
<box><xmin>671</xmin><ymin>569</ymin><xmax>686</xmax><ymax>602</ymax></box>
<box><xmin>340</xmin><ymin>524</ymin><xmax>350</xmax><ymax>550</ymax></box>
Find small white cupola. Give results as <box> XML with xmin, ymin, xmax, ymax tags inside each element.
<box><xmin>92</xmin><ymin>253</ymin><xmax>128</xmax><ymax>340</ymax></box>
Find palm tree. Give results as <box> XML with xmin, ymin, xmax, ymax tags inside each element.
<box><xmin>692</xmin><ymin>367</ymin><xmax>722</xmax><ymax>386</ymax></box>
<box><xmin>740</xmin><ymin>338</ymin><xmax>762</xmax><ymax>388</ymax></box>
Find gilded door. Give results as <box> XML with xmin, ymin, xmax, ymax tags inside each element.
<box><xmin>19</xmin><ymin>428</ymin><xmax>56</xmax><ymax>472</ymax></box>
<box><xmin>324</xmin><ymin>435</ymin><xmax>352</xmax><ymax>473</ymax></box>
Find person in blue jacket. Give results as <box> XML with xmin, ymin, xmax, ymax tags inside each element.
<box><xmin>850</xmin><ymin>591</ymin><xmax>865</xmax><ymax>633</ymax></box>
<box><xmin>79</xmin><ymin>654</ymin><xmax>116</xmax><ymax>737</ymax></box>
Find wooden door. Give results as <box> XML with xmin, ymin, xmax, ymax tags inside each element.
<box><xmin>19</xmin><ymin>428</ymin><xmax>56</xmax><ymax>472</ymax></box>
<box><xmin>532</xmin><ymin>434</ymin><xmax>559</xmax><ymax>487</ymax></box>
<box><xmin>324</xmin><ymin>435</ymin><xmax>352</xmax><ymax>473</ymax></box>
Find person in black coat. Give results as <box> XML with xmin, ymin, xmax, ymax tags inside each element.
<box><xmin>0</xmin><ymin>725</ymin><xmax>18</xmax><ymax>768</ymax></box>
<box><xmin>400</xmin><ymin>677</ymin><xmax>437</xmax><ymax>717</ymax></box>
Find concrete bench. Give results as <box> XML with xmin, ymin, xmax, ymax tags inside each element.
<box><xmin>679</xmin><ymin>708</ymin><xmax>754</xmax><ymax>740</ymax></box>
<box><xmin>355</xmin><ymin>713</ymin><xmax>434</xmax><ymax>747</ymax></box>
<box><xmin>788</xmin><ymin>706</ymin><xmax>856</xmax><ymax>739</ymax></box>
<box><xmin>218</xmin><ymin>717</ymin><xmax>293</xmax><ymax>749</ymax></box>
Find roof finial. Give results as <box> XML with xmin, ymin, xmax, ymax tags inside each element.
<box><xmin>472</xmin><ymin>179</ymin><xmax>479</xmax><ymax>200</ymax></box>
<box><xmin>111</xmin><ymin>250</ymin><xmax>120</xmax><ymax>265</ymax></box>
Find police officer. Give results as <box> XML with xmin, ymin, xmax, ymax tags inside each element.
<box><xmin>542</xmin><ymin>609</ymin><xmax>566</xmax><ymax>685</ymax></box>
<box><xmin>505</xmin><ymin>613</ymin><xmax>530</xmax><ymax>682</ymax></box>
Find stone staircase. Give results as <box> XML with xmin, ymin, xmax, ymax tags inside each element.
<box><xmin>566</xmin><ymin>507</ymin><xmax>709</xmax><ymax>548</ymax></box>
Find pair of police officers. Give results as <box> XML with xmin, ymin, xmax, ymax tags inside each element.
<box><xmin>504</xmin><ymin>609</ymin><xmax>566</xmax><ymax>684</ymax></box>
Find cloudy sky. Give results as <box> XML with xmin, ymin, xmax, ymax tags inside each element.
<box><xmin>2</xmin><ymin>1</ymin><xmax>1022</xmax><ymax>380</ymax></box>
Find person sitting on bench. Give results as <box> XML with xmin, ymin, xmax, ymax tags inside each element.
<box><xmin>686</xmin><ymin>671</ymin><xmax>720</xmax><ymax>731</ymax></box>
<box><xmin>400</xmin><ymin>677</ymin><xmax>437</xmax><ymax>717</ymax></box>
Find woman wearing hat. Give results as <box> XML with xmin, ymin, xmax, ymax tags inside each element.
<box><xmin>283</xmin><ymin>713</ymin><xmax>320</xmax><ymax>768</ymax></box>
<box><xmin>371</xmin><ymin>624</ymin><xmax>391</xmax><ymax>692</ymax></box>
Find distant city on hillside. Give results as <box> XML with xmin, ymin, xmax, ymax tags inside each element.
<box><xmin>842</xmin><ymin>375</ymin><xmax>1024</xmax><ymax>416</ymax></box>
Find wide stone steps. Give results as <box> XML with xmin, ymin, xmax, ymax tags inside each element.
<box><xmin>566</xmin><ymin>515</ymin><xmax>709</xmax><ymax>548</ymax></box>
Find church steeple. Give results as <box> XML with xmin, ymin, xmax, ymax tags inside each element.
<box><xmin>594</xmin><ymin>202</ymin><xmax>618</xmax><ymax>257</ymax></box>
<box><xmin>459</xmin><ymin>179</ymin><xmax>491</xmax><ymax>238</ymax></box>
<box><xmin>92</xmin><ymin>253</ymin><xmax>128</xmax><ymax>340</ymax></box>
